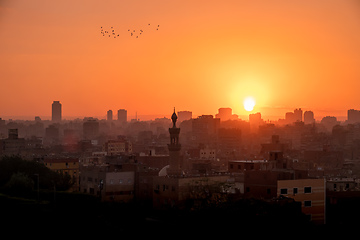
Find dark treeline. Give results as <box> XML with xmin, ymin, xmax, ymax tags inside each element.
<box><xmin>0</xmin><ymin>156</ymin><xmax>73</xmax><ymax>197</ymax></box>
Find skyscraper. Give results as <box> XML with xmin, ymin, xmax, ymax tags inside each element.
<box><xmin>304</xmin><ymin>111</ymin><xmax>315</xmax><ymax>125</ymax></box>
<box><xmin>347</xmin><ymin>109</ymin><xmax>360</xmax><ymax>124</ymax></box>
<box><xmin>177</xmin><ymin>110</ymin><xmax>192</xmax><ymax>122</ymax></box>
<box><xmin>83</xmin><ymin>117</ymin><xmax>99</xmax><ymax>140</ymax></box>
<box><xmin>107</xmin><ymin>110</ymin><xmax>113</xmax><ymax>121</ymax></box>
<box><xmin>215</xmin><ymin>107</ymin><xmax>232</xmax><ymax>121</ymax></box>
<box><xmin>52</xmin><ymin>101</ymin><xmax>62</xmax><ymax>122</ymax></box>
<box><xmin>294</xmin><ymin>108</ymin><xmax>303</xmax><ymax>122</ymax></box>
<box><xmin>117</xmin><ymin>109</ymin><xmax>127</xmax><ymax>123</ymax></box>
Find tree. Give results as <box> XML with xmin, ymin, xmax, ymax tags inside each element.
<box><xmin>5</xmin><ymin>172</ymin><xmax>34</xmax><ymax>195</ymax></box>
<box><xmin>187</xmin><ymin>178</ymin><xmax>233</xmax><ymax>209</ymax></box>
<box><xmin>0</xmin><ymin>156</ymin><xmax>74</xmax><ymax>192</ymax></box>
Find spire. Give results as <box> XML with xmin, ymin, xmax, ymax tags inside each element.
<box><xmin>171</xmin><ymin>107</ymin><xmax>177</xmax><ymax>128</ymax></box>
<box><xmin>168</xmin><ymin>107</ymin><xmax>181</xmax><ymax>176</ymax></box>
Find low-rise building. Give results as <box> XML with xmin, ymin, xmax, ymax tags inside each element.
<box><xmin>277</xmin><ymin>178</ymin><xmax>326</xmax><ymax>225</ymax></box>
<box><xmin>44</xmin><ymin>157</ymin><xmax>79</xmax><ymax>192</ymax></box>
<box><xmin>228</xmin><ymin>160</ymin><xmax>273</xmax><ymax>173</ymax></box>
<box><xmin>153</xmin><ymin>174</ymin><xmax>231</xmax><ymax>209</ymax></box>
<box><xmin>103</xmin><ymin>138</ymin><xmax>132</xmax><ymax>156</ymax></box>
<box><xmin>326</xmin><ymin>178</ymin><xmax>360</xmax><ymax>192</ymax></box>
<box><xmin>79</xmin><ymin>163</ymin><xmax>135</xmax><ymax>202</ymax></box>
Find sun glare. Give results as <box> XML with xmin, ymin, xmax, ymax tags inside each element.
<box><xmin>244</xmin><ymin>97</ymin><xmax>255</xmax><ymax>111</ymax></box>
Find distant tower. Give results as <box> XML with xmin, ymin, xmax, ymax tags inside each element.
<box><xmin>216</xmin><ymin>108</ymin><xmax>232</xmax><ymax>121</ymax></box>
<box><xmin>177</xmin><ymin>110</ymin><xmax>192</xmax><ymax>122</ymax></box>
<box><xmin>167</xmin><ymin>108</ymin><xmax>182</xmax><ymax>176</ymax></box>
<box><xmin>249</xmin><ymin>112</ymin><xmax>262</xmax><ymax>132</ymax></box>
<box><xmin>347</xmin><ymin>109</ymin><xmax>360</xmax><ymax>124</ymax></box>
<box><xmin>117</xmin><ymin>109</ymin><xmax>127</xmax><ymax>123</ymax></box>
<box><xmin>52</xmin><ymin>101</ymin><xmax>62</xmax><ymax>122</ymax></box>
<box><xmin>107</xmin><ymin>110</ymin><xmax>113</xmax><ymax>121</ymax></box>
<box><xmin>8</xmin><ymin>129</ymin><xmax>18</xmax><ymax>139</ymax></box>
<box><xmin>294</xmin><ymin>108</ymin><xmax>303</xmax><ymax>122</ymax></box>
<box><xmin>304</xmin><ymin>111</ymin><xmax>315</xmax><ymax>125</ymax></box>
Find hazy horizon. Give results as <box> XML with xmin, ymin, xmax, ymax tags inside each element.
<box><xmin>1</xmin><ymin>1</ymin><xmax>359</xmax><ymax>121</ymax></box>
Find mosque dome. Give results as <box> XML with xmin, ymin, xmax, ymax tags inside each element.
<box><xmin>158</xmin><ymin>165</ymin><xmax>169</xmax><ymax>176</ymax></box>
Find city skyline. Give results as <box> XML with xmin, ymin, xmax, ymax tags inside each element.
<box><xmin>1</xmin><ymin>1</ymin><xmax>359</xmax><ymax>121</ymax></box>
<box><xmin>0</xmin><ymin>101</ymin><xmax>356</xmax><ymax>123</ymax></box>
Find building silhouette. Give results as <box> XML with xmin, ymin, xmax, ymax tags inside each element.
<box><xmin>216</xmin><ymin>107</ymin><xmax>232</xmax><ymax>121</ymax></box>
<box><xmin>83</xmin><ymin>117</ymin><xmax>99</xmax><ymax>140</ymax></box>
<box><xmin>1</xmin><ymin>129</ymin><xmax>25</xmax><ymax>156</ymax></box>
<box><xmin>44</xmin><ymin>124</ymin><xmax>59</xmax><ymax>146</ymax></box>
<box><xmin>249</xmin><ymin>112</ymin><xmax>263</xmax><ymax>132</ymax></box>
<box><xmin>117</xmin><ymin>109</ymin><xmax>127</xmax><ymax>123</ymax></box>
<box><xmin>304</xmin><ymin>111</ymin><xmax>315</xmax><ymax>125</ymax></box>
<box><xmin>167</xmin><ymin>109</ymin><xmax>182</xmax><ymax>176</ymax></box>
<box><xmin>347</xmin><ymin>109</ymin><xmax>360</xmax><ymax>124</ymax></box>
<box><xmin>177</xmin><ymin>111</ymin><xmax>192</xmax><ymax>122</ymax></box>
<box><xmin>107</xmin><ymin>110</ymin><xmax>113</xmax><ymax>121</ymax></box>
<box><xmin>192</xmin><ymin>115</ymin><xmax>220</xmax><ymax>145</ymax></box>
<box><xmin>52</xmin><ymin>101</ymin><xmax>62</xmax><ymax>122</ymax></box>
<box><xmin>152</xmin><ymin>109</ymin><xmax>231</xmax><ymax>209</ymax></box>
<box><xmin>294</xmin><ymin>108</ymin><xmax>303</xmax><ymax>122</ymax></box>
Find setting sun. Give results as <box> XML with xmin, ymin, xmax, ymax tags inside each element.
<box><xmin>244</xmin><ymin>97</ymin><xmax>256</xmax><ymax>112</ymax></box>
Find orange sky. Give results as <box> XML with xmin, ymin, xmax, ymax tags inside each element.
<box><xmin>1</xmin><ymin>0</ymin><xmax>360</xmax><ymax>120</ymax></box>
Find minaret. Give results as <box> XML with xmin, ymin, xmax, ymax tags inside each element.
<box><xmin>167</xmin><ymin>108</ymin><xmax>182</xmax><ymax>176</ymax></box>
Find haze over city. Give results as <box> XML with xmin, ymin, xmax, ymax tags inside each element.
<box><xmin>1</xmin><ymin>0</ymin><xmax>360</xmax><ymax>121</ymax></box>
<box><xmin>2</xmin><ymin>0</ymin><xmax>360</xmax><ymax>235</ymax></box>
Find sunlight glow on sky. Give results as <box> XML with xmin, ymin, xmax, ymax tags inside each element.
<box><xmin>1</xmin><ymin>0</ymin><xmax>360</xmax><ymax>120</ymax></box>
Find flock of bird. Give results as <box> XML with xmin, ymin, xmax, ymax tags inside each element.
<box><xmin>100</xmin><ymin>24</ymin><xmax>160</xmax><ymax>39</ymax></box>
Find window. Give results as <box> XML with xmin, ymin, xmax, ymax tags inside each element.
<box><xmin>304</xmin><ymin>187</ymin><xmax>312</xmax><ymax>193</ymax></box>
<box><xmin>280</xmin><ymin>188</ymin><xmax>288</xmax><ymax>195</ymax></box>
<box><xmin>304</xmin><ymin>201</ymin><xmax>312</xmax><ymax>207</ymax></box>
<box><xmin>293</xmin><ymin>187</ymin><xmax>298</xmax><ymax>195</ymax></box>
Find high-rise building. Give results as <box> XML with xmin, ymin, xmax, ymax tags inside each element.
<box><xmin>347</xmin><ymin>109</ymin><xmax>360</xmax><ymax>124</ymax></box>
<box><xmin>177</xmin><ymin>111</ymin><xmax>192</xmax><ymax>122</ymax></box>
<box><xmin>107</xmin><ymin>110</ymin><xmax>113</xmax><ymax>121</ymax></box>
<box><xmin>83</xmin><ymin>117</ymin><xmax>99</xmax><ymax>140</ymax></box>
<box><xmin>304</xmin><ymin>111</ymin><xmax>315</xmax><ymax>125</ymax></box>
<box><xmin>215</xmin><ymin>108</ymin><xmax>232</xmax><ymax>121</ymax></box>
<box><xmin>249</xmin><ymin>112</ymin><xmax>263</xmax><ymax>132</ymax></box>
<box><xmin>52</xmin><ymin>101</ymin><xmax>62</xmax><ymax>122</ymax></box>
<box><xmin>294</xmin><ymin>108</ymin><xmax>303</xmax><ymax>122</ymax></box>
<box><xmin>117</xmin><ymin>109</ymin><xmax>127</xmax><ymax>123</ymax></box>
<box><xmin>192</xmin><ymin>115</ymin><xmax>220</xmax><ymax>144</ymax></box>
<box><xmin>285</xmin><ymin>112</ymin><xmax>294</xmax><ymax>124</ymax></box>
